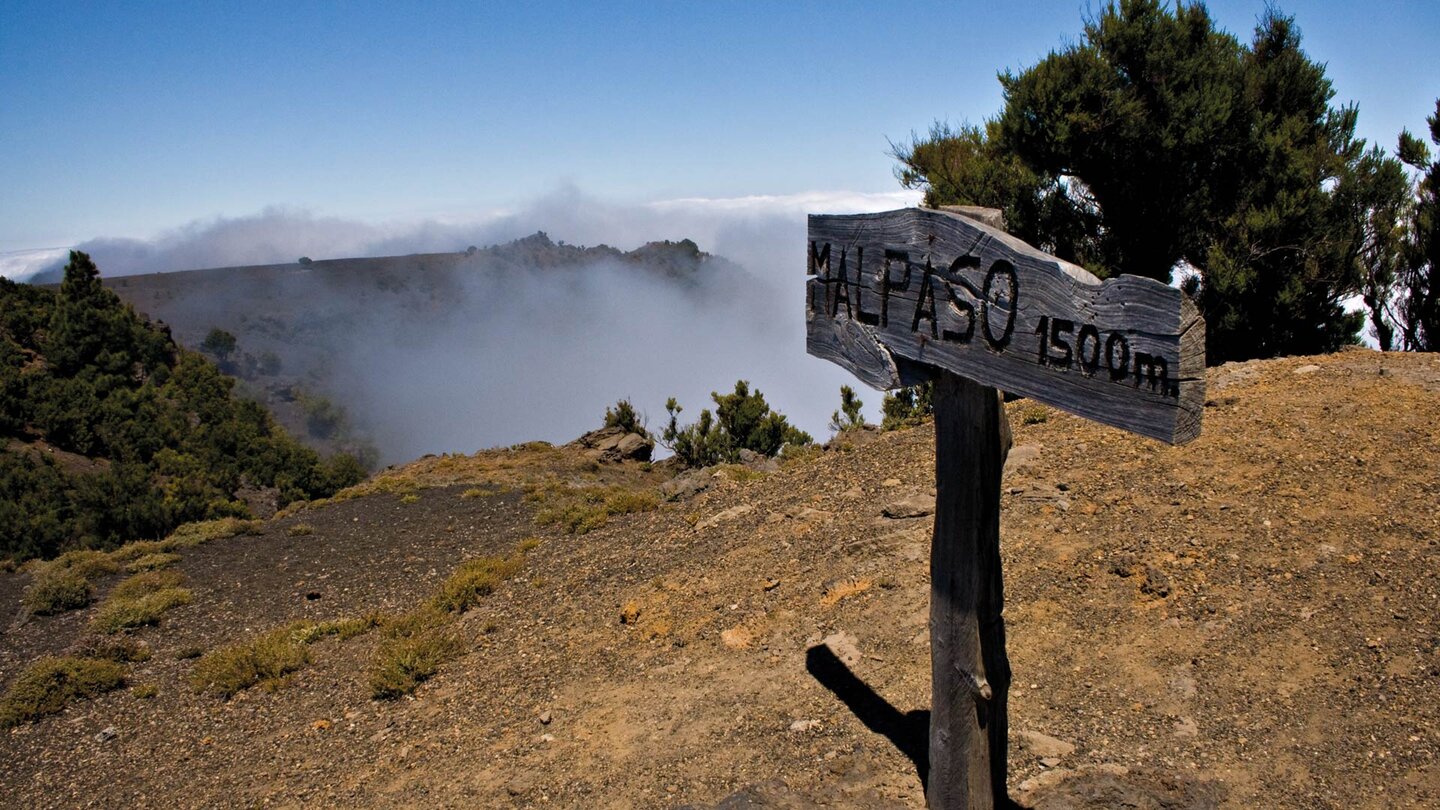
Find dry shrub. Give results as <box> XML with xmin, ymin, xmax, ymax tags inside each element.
<box><xmin>369</xmin><ymin>609</ymin><xmax>464</xmax><ymax>700</ymax></box>
<box><xmin>191</xmin><ymin>628</ymin><xmax>311</xmax><ymax>698</ymax></box>
<box><xmin>431</xmin><ymin>555</ymin><xmax>522</xmax><ymax>614</ymax></box>
<box><xmin>90</xmin><ymin>570</ymin><xmax>193</xmax><ymax>634</ymax></box>
<box><xmin>107</xmin><ymin>541</ymin><xmax>167</xmax><ymax>563</ymax></box>
<box><xmin>0</xmin><ymin>657</ymin><xmax>126</xmax><ymax>728</ymax></box>
<box><xmin>531</xmin><ymin>483</ymin><xmax>659</xmax><ymax>535</ymax></box>
<box><xmin>125</xmin><ymin>552</ymin><xmax>181</xmax><ymax>573</ymax></box>
<box><xmin>23</xmin><ymin>569</ymin><xmax>93</xmax><ymax>615</ymax></box>
<box><xmin>162</xmin><ymin>517</ymin><xmax>262</xmax><ymax>549</ymax></box>
<box><xmin>48</xmin><ymin>549</ymin><xmax>120</xmax><ymax>580</ymax></box>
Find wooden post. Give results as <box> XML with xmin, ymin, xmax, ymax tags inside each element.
<box><xmin>803</xmin><ymin>206</ymin><xmax>1203</xmax><ymax>809</ymax></box>
<box><xmin>928</xmin><ymin>372</ymin><xmax>1010</xmax><ymax>808</ymax></box>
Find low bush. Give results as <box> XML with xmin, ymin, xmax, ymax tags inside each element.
<box><xmin>189</xmin><ymin>616</ymin><xmax>380</xmax><ymax>698</ymax></box>
<box><xmin>125</xmin><ymin>552</ymin><xmax>181</xmax><ymax>572</ymax></box>
<box><xmin>191</xmin><ymin>628</ymin><xmax>312</xmax><ymax>698</ymax></box>
<box><xmin>48</xmin><ymin>550</ymin><xmax>121</xmax><ymax>581</ymax></box>
<box><xmin>23</xmin><ymin>569</ymin><xmax>93</xmax><ymax>615</ymax></box>
<box><xmin>431</xmin><ymin>556</ymin><xmax>522</xmax><ymax>614</ymax></box>
<box><xmin>530</xmin><ymin>483</ymin><xmax>660</xmax><ymax>535</ymax></box>
<box><xmin>0</xmin><ymin>656</ymin><xmax>126</xmax><ymax>728</ymax></box>
<box><xmin>89</xmin><ymin>570</ymin><xmax>193</xmax><ymax>634</ymax></box>
<box><xmin>369</xmin><ymin>609</ymin><xmax>464</xmax><ymax>700</ymax></box>
<box><xmin>90</xmin><ymin>588</ymin><xmax>192</xmax><ymax>634</ymax></box>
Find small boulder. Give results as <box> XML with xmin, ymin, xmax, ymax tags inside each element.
<box><xmin>882</xmin><ymin>494</ymin><xmax>934</xmax><ymax>519</ymax></box>
<box><xmin>571</xmin><ymin>426</ymin><xmax>654</xmax><ymax>463</ymax></box>
<box><xmin>1016</xmin><ymin>730</ymin><xmax>1075</xmax><ymax>760</ymax></box>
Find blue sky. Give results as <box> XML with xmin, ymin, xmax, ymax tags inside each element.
<box><xmin>2</xmin><ymin>0</ymin><xmax>1437</xmax><ymax>253</ymax></box>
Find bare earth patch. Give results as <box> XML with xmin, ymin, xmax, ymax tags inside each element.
<box><xmin>1</xmin><ymin>350</ymin><xmax>1438</xmax><ymax>808</ymax></box>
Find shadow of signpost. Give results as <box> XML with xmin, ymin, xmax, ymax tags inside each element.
<box><xmin>804</xmin><ymin>644</ymin><xmax>932</xmax><ymax>791</ymax></box>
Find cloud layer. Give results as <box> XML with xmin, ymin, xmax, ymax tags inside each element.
<box><xmin>31</xmin><ymin>188</ymin><xmax>921</xmax><ymax>461</ymax></box>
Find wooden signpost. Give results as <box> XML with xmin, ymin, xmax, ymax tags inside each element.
<box><xmin>805</xmin><ymin>207</ymin><xmax>1205</xmax><ymax>808</ymax></box>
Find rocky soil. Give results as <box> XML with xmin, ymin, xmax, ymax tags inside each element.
<box><xmin>1</xmin><ymin>349</ymin><xmax>1438</xmax><ymax>809</ymax></box>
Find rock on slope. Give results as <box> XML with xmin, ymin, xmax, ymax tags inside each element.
<box><xmin>1</xmin><ymin>349</ymin><xmax>1438</xmax><ymax>808</ymax></box>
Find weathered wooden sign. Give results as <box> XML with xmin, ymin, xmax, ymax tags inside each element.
<box><xmin>804</xmin><ymin>207</ymin><xmax>1205</xmax><ymax>809</ymax></box>
<box><xmin>806</xmin><ymin>207</ymin><xmax>1204</xmax><ymax>444</ymax></box>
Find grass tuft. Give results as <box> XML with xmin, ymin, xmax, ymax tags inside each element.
<box><xmin>189</xmin><ymin>615</ymin><xmax>382</xmax><ymax>698</ymax></box>
<box><xmin>23</xmin><ymin>569</ymin><xmax>93</xmax><ymax>615</ymax></box>
<box><xmin>191</xmin><ymin>628</ymin><xmax>312</xmax><ymax>698</ymax></box>
<box><xmin>89</xmin><ymin>570</ymin><xmax>193</xmax><ymax>634</ymax></box>
<box><xmin>530</xmin><ymin>483</ymin><xmax>659</xmax><ymax>534</ymax></box>
<box><xmin>125</xmin><ymin>552</ymin><xmax>181</xmax><ymax>573</ymax></box>
<box><xmin>0</xmin><ymin>657</ymin><xmax>126</xmax><ymax>728</ymax></box>
<box><xmin>286</xmin><ymin>523</ymin><xmax>315</xmax><ymax>537</ymax></box>
<box><xmin>368</xmin><ymin>609</ymin><xmax>463</xmax><ymax>700</ymax></box>
<box><xmin>430</xmin><ymin>555</ymin><xmax>522</xmax><ymax>614</ymax></box>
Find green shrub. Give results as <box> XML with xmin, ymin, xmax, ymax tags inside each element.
<box><xmin>369</xmin><ymin>610</ymin><xmax>463</xmax><ymax>699</ymax></box>
<box><xmin>881</xmin><ymin>383</ymin><xmax>934</xmax><ymax>430</ymax></box>
<box><xmin>23</xmin><ymin>569</ymin><xmax>93</xmax><ymax>615</ymax></box>
<box><xmin>125</xmin><ymin>552</ymin><xmax>181</xmax><ymax>572</ymax></box>
<box><xmin>0</xmin><ymin>656</ymin><xmax>126</xmax><ymax>728</ymax></box>
<box><xmin>0</xmin><ymin>252</ymin><xmax>366</xmax><ymax>563</ymax></box>
<box><xmin>603</xmin><ymin>398</ymin><xmax>645</xmax><ymax>434</ymax></box>
<box><xmin>431</xmin><ymin>556</ymin><xmax>522</xmax><ymax>613</ymax></box>
<box><xmin>662</xmin><ymin>381</ymin><xmax>812</xmax><ymax>467</ymax></box>
<box><xmin>191</xmin><ymin>628</ymin><xmax>312</xmax><ymax>698</ymax></box>
<box><xmin>829</xmin><ymin>385</ymin><xmax>866</xmax><ymax>432</ymax></box>
<box><xmin>89</xmin><ymin>570</ymin><xmax>192</xmax><ymax>633</ymax></box>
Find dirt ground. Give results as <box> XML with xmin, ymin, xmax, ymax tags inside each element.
<box><xmin>1</xmin><ymin>348</ymin><xmax>1437</xmax><ymax>808</ymax></box>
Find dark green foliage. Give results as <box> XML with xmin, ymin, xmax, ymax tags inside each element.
<box><xmin>881</xmin><ymin>383</ymin><xmax>934</xmax><ymax>431</ymax></box>
<box><xmin>0</xmin><ymin>656</ymin><xmax>126</xmax><ymax>728</ymax></box>
<box><xmin>1394</xmin><ymin>100</ymin><xmax>1440</xmax><ymax>350</ymax></box>
<box><xmin>199</xmin><ymin>328</ymin><xmax>237</xmax><ymax>362</ymax></box>
<box><xmin>662</xmin><ymin>381</ymin><xmax>813</xmax><ymax>467</ymax></box>
<box><xmin>296</xmin><ymin>390</ymin><xmax>348</xmax><ymax>440</ymax></box>
<box><xmin>893</xmin><ymin>1</ymin><xmax>1408</xmax><ymax>363</ymax></box>
<box><xmin>603</xmin><ymin>398</ymin><xmax>645</xmax><ymax>434</ymax></box>
<box><xmin>829</xmin><ymin>385</ymin><xmax>866</xmax><ymax>433</ymax></box>
<box><xmin>0</xmin><ymin>252</ymin><xmax>365</xmax><ymax>561</ymax></box>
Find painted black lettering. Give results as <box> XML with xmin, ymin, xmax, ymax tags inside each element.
<box><xmin>1106</xmin><ymin>333</ymin><xmax>1131</xmax><ymax>381</ymax></box>
<box><xmin>1049</xmin><ymin>318</ymin><xmax>1074</xmax><ymax>368</ymax></box>
<box><xmin>1035</xmin><ymin>315</ymin><xmax>1051</xmax><ymax>364</ymax></box>
<box><xmin>911</xmin><ymin>257</ymin><xmax>938</xmax><ymax>338</ymax></box>
<box><xmin>981</xmin><ymin>260</ymin><xmax>1018</xmax><ymax>350</ymax></box>
<box><xmin>829</xmin><ymin>246</ymin><xmax>852</xmax><ymax>319</ymax></box>
<box><xmin>1133</xmin><ymin>352</ymin><xmax>1169</xmax><ymax>393</ymax></box>
<box><xmin>808</xmin><ymin>241</ymin><xmax>831</xmax><ymax>278</ymax></box>
<box><xmin>1077</xmin><ymin>324</ymin><xmax>1101</xmax><ymax>375</ymax></box>
<box><xmin>942</xmin><ymin>280</ymin><xmax>975</xmax><ymax>343</ymax></box>
<box><xmin>881</xmin><ymin>248</ymin><xmax>914</xmax><ymax>328</ymax></box>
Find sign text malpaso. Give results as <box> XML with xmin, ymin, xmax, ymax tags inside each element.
<box><xmin>805</xmin><ymin>208</ymin><xmax>1204</xmax><ymax>444</ymax></box>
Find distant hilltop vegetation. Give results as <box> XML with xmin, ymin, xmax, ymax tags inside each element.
<box><xmin>92</xmin><ymin>233</ymin><xmax>735</xmax><ymax>464</ymax></box>
<box><xmin>0</xmin><ymin>253</ymin><xmax>365</xmax><ymax>561</ymax></box>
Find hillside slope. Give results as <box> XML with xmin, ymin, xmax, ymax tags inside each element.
<box><xmin>98</xmin><ymin>233</ymin><xmax>731</xmax><ymax>464</ymax></box>
<box><xmin>1</xmin><ymin>349</ymin><xmax>1438</xmax><ymax>808</ymax></box>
